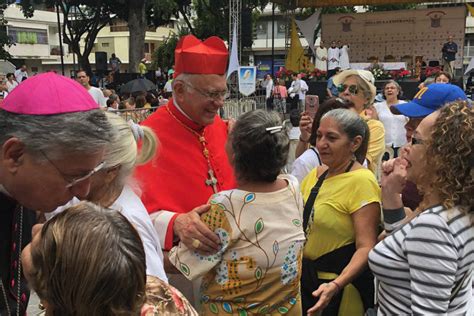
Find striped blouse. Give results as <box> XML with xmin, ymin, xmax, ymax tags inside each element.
<box><xmin>369</xmin><ymin>205</ymin><xmax>474</xmax><ymax>315</ymax></box>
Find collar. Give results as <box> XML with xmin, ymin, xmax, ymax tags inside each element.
<box><xmin>0</xmin><ymin>184</ymin><xmax>11</xmax><ymax>197</ymax></box>
<box><xmin>168</xmin><ymin>98</ymin><xmax>204</xmax><ymax>132</ymax></box>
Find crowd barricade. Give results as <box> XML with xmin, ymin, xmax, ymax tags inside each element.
<box><xmin>116</xmin><ymin>107</ymin><xmax>159</xmax><ymax>123</ymax></box>
<box><xmin>222</xmin><ymin>88</ymin><xmax>266</xmax><ymax>119</ymax></box>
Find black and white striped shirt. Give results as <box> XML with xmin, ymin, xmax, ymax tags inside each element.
<box><xmin>369</xmin><ymin>205</ymin><xmax>474</xmax><ymax>315</ymax></box>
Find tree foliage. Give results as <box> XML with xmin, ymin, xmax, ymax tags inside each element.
<box><xmin>153</xmin><ymin>27</ymin><xmax>190</xmax><ymax>71</ymax></box>
<box><xmin>0</xmin><ymin>2</ymin><xmax>15</xmax><ymax>60</ymax></box>
<box><xmin>364</xmin><ymin>4</ymin><xmax>417</xmax><ymax>12</ymax></box>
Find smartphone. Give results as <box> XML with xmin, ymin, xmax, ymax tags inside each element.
<box><xmin>305</xmin><ymin>95</ymin><xmax>319</xmax><ymax>118</ymax></box>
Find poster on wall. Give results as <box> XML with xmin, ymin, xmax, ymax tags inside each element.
<box><xmin>321</xmin><ymin>7</ymin><xmax>465</xmax><ymax>69</ymax></box>
<box><xmin>238</xmin><ymin>66</ymin><xmax>257</xmax><ymax>96</ymax></box>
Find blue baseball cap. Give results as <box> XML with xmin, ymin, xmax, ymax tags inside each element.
<box><xmin>391</xmin><ymin>83</ymin><xmax>467</xmax><ymax>118</ymax></box>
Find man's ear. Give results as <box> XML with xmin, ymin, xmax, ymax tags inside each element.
<box><xmin>2</xmin><ymin>138</ymin><xmax>26</xmax><ymax>173</ymax></box>
<box><xmin>173</xmin><ymin>80</ymin><xmax>185</xmax><ymax>103</ymax></box>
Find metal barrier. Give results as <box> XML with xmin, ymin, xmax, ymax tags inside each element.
<box><xmin>115</xmin><ymin>107</ymin><xmax>159</xmax><ymax>123</ymax></box>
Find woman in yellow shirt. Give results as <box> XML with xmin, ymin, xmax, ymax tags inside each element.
<box><xmin>301</xmin><ymin>109</ymin><xmax>381</xmax><ymax>316</ymax></box>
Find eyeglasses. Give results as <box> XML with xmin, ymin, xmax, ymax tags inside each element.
<box><xmin>179</xmin><ymin>81</ymin><xmax>228</xmax><ymax>101</ymax></box>
<box><xmin>411</xmin><ymin>136</ymin><xmax>425</xmax><ymax>146</ymax></box>
<box><xmin>337</xmin><ymin>84</ymin><xmax>359</xmax><ymax>95</ymax></box>
<box><xmin>40</xmin><ymin>150</ymin><xmax>105</xmax><ymax>189</ymax></box>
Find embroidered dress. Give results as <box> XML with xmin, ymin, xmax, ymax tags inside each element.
<box><xmin>169</xmin><ymin>174</ymin><xmax>306</xmax><ymax>315</ymax></box>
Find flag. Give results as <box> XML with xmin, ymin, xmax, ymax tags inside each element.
<box><xmin>467</xmin><ymin>3</ymin><xmax>474</xmax><ymax>17</ymax></box>
<box><xmin>465</xmin><ymin>56</ymin><xmax>474</xmax><ymax>75</ymax></box>
<box><xmin>295</xmin><ymin>10</ymin><xmax>320</xmax><ymax>56</ymax></box>
<box><xmin>227</xmin><ymin>22</ymin><xmax>240</xmax><ymax>79</ymax></box>
<box><xmin>285</xmin><ymin>18</ymin><xmax>314</xmax><ymax>72</ymax></box>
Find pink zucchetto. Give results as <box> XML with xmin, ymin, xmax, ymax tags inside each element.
<box><xmin>2</xmin><ymin>72</ymin><xmax>99</xmax><ymax>115</ymax></box>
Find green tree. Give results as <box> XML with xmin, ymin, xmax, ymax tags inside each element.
<box><xmin>153</xmin><ymin>27</ymin><xmax>190</xmax><ymax>71</ymax></box>
<box><xmin>364</xmin><ymin>4</ymin><xmax>417</xmax><ymax>12</ymax></box>
<box><xmin>0</xmin><ymin>2</ymin><xmax>15</xmax><ymax>60</ymax></box>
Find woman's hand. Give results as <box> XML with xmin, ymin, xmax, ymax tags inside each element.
<box><xmin>381</xmin><ymin>157</ymin><xmax>408</xmax><ymax>194</ymax></box>
<box><xmin>299</xmin><ymin>112</ymin><xmax>313</xmax><ymax>142</ymax></box>
<box><xmin>307</xmin><ymin>282</ymin><xmax>339</xmax><ymax>315</ymax></box>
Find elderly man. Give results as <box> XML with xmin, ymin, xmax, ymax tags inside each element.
<box><xmin>0</xmin><ymin>72</ymin><xmax>114</xmax><ymax>315</ymax></box>
<box><xmin>135</xmin><ymin>34</ymin><xmax>236</xmax><ymax>301</ymax></box>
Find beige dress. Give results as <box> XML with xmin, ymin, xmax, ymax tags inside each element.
<box><xmin>169</xmin><ymin>174</ymin><xmax>306</xmax><ymax>315</ymax></box>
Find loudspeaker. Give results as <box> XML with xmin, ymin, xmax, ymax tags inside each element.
<box><xmin>95</xmin><ymin>52</ymin><xmax>108</xmax><ymax>71</ymax></box>
<box><xmin>241</xmin><ymin>8</ymin><xmax>253</xmax><ymax>48</ymax></box>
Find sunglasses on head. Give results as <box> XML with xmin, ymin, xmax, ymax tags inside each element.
<box><xmin>337</xmin><ymin>84</ymin><xmax>359</xmax><ymax>95</ymax></box>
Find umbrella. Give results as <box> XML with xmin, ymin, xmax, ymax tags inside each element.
<box><xmin>120</xmin><ymin>78</ymin><xmax>156</xmax><ymax>94</ymax></box>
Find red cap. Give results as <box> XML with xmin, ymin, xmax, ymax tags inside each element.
<box><xmin>174</xmin><ymin>35</ymin><xmax>228</xmax><ymax>78</ymax></box>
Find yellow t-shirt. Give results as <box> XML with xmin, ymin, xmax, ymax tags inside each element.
<box><xmin>366</xmin><ymin>119</ymin><xmax>385</xmax><ymax>174</ymax></box>
<box><xmin>301</xmin><ymin>167</ymin><xmax>381</xmax><ymax>260</ymax></box>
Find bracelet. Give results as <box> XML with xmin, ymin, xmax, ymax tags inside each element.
<box><xmin>299</xmin><ymin>135</ymin><xmax>309</xmax><ymax>143</ymax></box>
<box><xmin>331</xmin><ymin>280</ymin><xmax>342</xmax><ymax>292</ymax></box>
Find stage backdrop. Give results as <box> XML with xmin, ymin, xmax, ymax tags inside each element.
<box><xmin>321</xmin><ymin>7</ymin><xmax>466</xmax><ymax>69</ymax></box>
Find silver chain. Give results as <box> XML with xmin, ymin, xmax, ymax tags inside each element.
<box><xmin>1</xmin><ymin>206</ymin><xmax>23</xmax><ymax>316</ymax></box>
<box><xmin>0</xmin><ymin>279</ymin><xmax>11</xmax><ymax>316</ymax></box>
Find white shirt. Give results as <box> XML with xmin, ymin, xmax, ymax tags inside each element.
<box><xmin>339</xmin><ymin>45</ymin><xmax>350</xmax><ymax>70</ymax></box>
<box><xmin>6</xmin><ymin>80</ymin><xmax>18</xmax><ymax>93</ymax></box>
<box><xmin>265</xmin><ymin>79</ymin><xmax>274</xmax><ymax>99</ymax></box>
<box><xmin>299</xmin><ymin>80</ymin><xmax>308</xmax><ymax>100</ymax></box>
<box><xmin>315</xmin><ymin>46</ymin><xmax>328</xmax><ymax>71</ymax></box>
<box><xmin>47</xmin><ymin>185</ymin><xmax>168</xmax><ymax>282</ymax></box>
<box><xmin>291</xmin><ymin>147</ymin><xmax>322</xmax><ymax>183</ymax></box>
<box><xmin>164</xmin><ymin>80</ymin><xmax>173</xmax><ymax>93</ymax></box>
<box><xmin>88</xmin><ymin>86</ymin><xmax>107</xmax><ymax>108</ymax></box>
<box><xmin>327</xmin><ymin>47</ymin><xmax>340</xmax><ymax>70</ymax></box>
<box><xmin>14</xmin><ymin>69</ymin><xmax>28</xmax><ymax>83</ymax></box>
<box><xmin>374</xmin><ymin>100</ymin><xmax>408</xmax><ymax>148</ymax></box>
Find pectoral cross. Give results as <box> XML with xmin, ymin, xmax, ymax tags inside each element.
<box><xmin>206</xmin><ymin>169</ymin><xmax>218</xmax><ymax>193</ymax></box>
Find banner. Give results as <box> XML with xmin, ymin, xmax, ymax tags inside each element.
<box><xmin>295</xmin><ymin>10</ymin><xmax>321</xmax><ymax>56</ymax></box>
<box><xmin>321</xmin><ymin>7</ymin><xmax>465</xmax><ymax>69</ymax></box>
<box><xmin>238</xmin><ymin>66</ymin><xmax>256</xmax><ymax>96</ymax></box>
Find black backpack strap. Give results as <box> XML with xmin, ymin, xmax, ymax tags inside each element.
<box><xmin>310</xmin><ymin>147</ymin><xmax>322</xmax><ymax>166</ymax></box>
<box><xmin>303</xmin><ymin>169</ymin><xmax>329</xmax><ymax>231</ymax></box>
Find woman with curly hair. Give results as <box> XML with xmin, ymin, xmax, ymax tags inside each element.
<box><xmin>369</xmin><ymin>100</ymin><xmax>474</xmax><ymax>315</ymax></box>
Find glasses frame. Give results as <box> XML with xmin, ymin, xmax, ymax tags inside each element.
<box><xmin>337</xmin><ymin>84</ymin><xmax>359</xmax><ymax>95</ymax></box>
<box><xmin>179</xmin><ymin>80</ymin><xmax>228</xmax><ymax>101</ymax></box>
<box><xmin>39</xmin><ymin>150</ymin><xmax>105</xmax><ymax>189</ymax></box>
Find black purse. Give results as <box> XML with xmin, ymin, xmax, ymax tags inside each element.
<box><xmin>301</xmin><ymin>163</ymin><xmax>374</xmax><ymax>315</ymax></box>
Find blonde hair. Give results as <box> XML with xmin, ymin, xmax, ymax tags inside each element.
<box><xmin>30</xmin><ymin>202</ymin><xmax>146</xmax><ymax>315</ymax></box>
<box><xmin>104</xmin><ymin>112</ymin><xmax>157</xmax><ymax>183</ymax></box>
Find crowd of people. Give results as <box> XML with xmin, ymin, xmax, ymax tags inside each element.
<box><xmin>0</xmin><ymin>32</ymin><xmax>472</xmax><ymax>316</ymax></box>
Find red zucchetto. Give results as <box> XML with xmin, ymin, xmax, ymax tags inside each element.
<box><xmin>174</xmin><ymin>35</ymin><xmax>228</xmax><ymax>78</ymax></box>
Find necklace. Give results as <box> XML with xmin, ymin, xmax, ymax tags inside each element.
<box><xmin>1</xmin><ymin>206</ymin><xmax>23</xmax><ymax>316</ymax></box>
<box><xmin>166</xmin><ymin>104</ymin><xmax>219</xmax><ymax>193</ymax></box>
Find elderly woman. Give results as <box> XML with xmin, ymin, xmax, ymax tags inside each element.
<box><xmin>374</xmin><ymin>80</ymin><xmax>407</xmax><ymax>159</ymax></box>
<box><xmin>292</xmin><ymin>97</ymin><xmax>355</xmax><ymax>183</ymax></box>
<box><xmin>301</xmin><ymin>109</ymin><xmax>381</xmax><ymax>316</ymax></box>
<box><xmin>0</xmin><ymin>73</ymin><xmax>114</xmax><ymax>315</ymax></box>
<box><xmin>333</xmin><ymin>70</ymin><xmax>385</xmax><ymax>173</ymax></box>
<box><xmin>169</xmin><ymin>110</ymin><xmax>306</xmax><ymax>315</ymax></box>
<box><xmin>22</xmin><ymin>202</ymin><xmax>147</xmax><ymax>315</ymax></box>
<box><xmin>47</xmin><ymin>112</ymin><xmax>167</xmax><ymax>281</ymax></box>
<box><xmin>369</xmin><ymin>101</ymin><xmax>473</xmax><ymax>314</ymax></box>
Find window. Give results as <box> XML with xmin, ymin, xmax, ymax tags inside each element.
<box><xmin>102</xmin><ymin>42</ymin><xmax>109</xmax><ymax>47</ymax></box>
<box><xmin>8</xmin><ymin>27</ymin><xmax>48</xmax><ymax>44</ymax></box>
